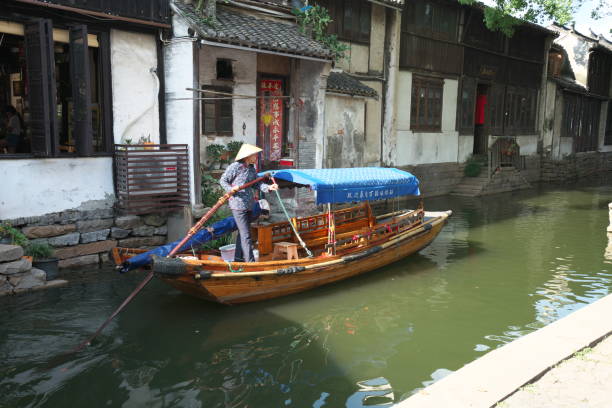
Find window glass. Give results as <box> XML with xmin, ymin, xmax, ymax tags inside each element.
<box><xmin>201</xmin><ymin>86</ymin><xmax>233</xmax><ymax>136</ymax></box>
<box><xmin>411</xmin><ymin>76</ymin><xmax>444</xmax><ymax>132</ymax></box>
<box><xmin>0</xmin><ymin>34</ymin><xmax>30</xmax><ymax>155</ymax></box>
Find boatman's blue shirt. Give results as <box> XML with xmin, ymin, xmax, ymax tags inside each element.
<box><xmin>219</xmin><ymin>162</ymin><xmax>270</xmax><ymax>211</ymax></box>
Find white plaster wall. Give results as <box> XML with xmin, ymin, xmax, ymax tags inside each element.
<box><xmin>554</xmin><ymin>33</ymin><xmax>591</xmax><ymax>87</ymax></box>
<box><xmin>382</xmin><ymin>9</ymin><xmax>401</xmax><ymax>166</ymax></box>
<box><xmin>324</xmin><ymin>95</ymin><xmax>366</xmax><ymax>168</ymax></box>
<box><xmin>517</xmin><ymin>136</ymin><xmax>538</xmax><ymax>156</ymax></box>
<box><xmin>0</xmin><ymin>158</ymin><xmax>114</xmax><ymax>219</ymax></box>
<box><xmin>560</xmin><ymin>137</ymin><xmax>573</xmax><ymax>156</ymax></box>
<box><xmin>164</xmin><ymin>28</ymin><xmax>196</xmax><ymax>205</ymax></box>
<box><xmin>362</xmin><ymin>80</ymin><xmax>383</xmax><ymax>165</ymax></box>
<box><xmin>369</xmin><ymin>5</ymin><xmax>385</xmax><ymax>74</ymax></box>
<box><xmin>395</xmin><ymin>71</ymin><xmax>461</xmax><ymax>165</ymax></box>
<box><xmin>198</xmin><ymin>46</ymin><xmax>258</xmax><ymax>160</ymax></box>
<box><xmin>458</xmin><ymin>135</ymin><xmax>474</xmax><ymax>162</ymax></box>
<box><xmin>542</xmin><ymin>80</ymin><xmax>557</xmax><ymax>153</ymax></box>
<box><xmin>111</xmin><ymin>30</ymin><xmax>160</xmax><ymax>144</ymax></box>
<box><xmin>336</xmin><ymin>42</ymin><xmax>369</xmax><ymax>74</ymax></box>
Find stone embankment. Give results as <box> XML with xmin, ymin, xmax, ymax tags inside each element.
<box><xmin>2</xmin><ymin>211</ymin><xmax>169</xmax><ymax>270</ymax></box>
<box><xmin>0</xmin><ymin>244</ymin><xmax>66</xmax><ymax>296</ymax></box>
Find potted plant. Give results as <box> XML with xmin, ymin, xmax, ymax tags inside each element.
<box><xmin>25</xmin><ymin>242</ymin><xmax>59</xmax><ymax>281</ymax></box>
<box><xmin>0</xmin><ymin>223</ymin><xmax>28</xmax><ymax>246</ymax></box>
<box><xmin>226</xmin><ymin>141</ymin><xmax>244</xmax><ymax>161</ymax></box>
<box><xmin>206</xmin><ymin>144</ymin><xmax>225</xmax><ymax>170</ymax></box>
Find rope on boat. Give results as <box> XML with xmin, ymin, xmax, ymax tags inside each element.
<box><xmin>225</xmin><ymin>260</ymin><xmax>243</xmax><ymax>273</ymax></box>
<box><xmin>198</xmin><ymin>216</ymin><xmax>444</xmax><ymax>279</ymax></box>
<box><xmin>270</xmin><ymin>176</ymin><xmax>314</xmax><ymax>258</ymax></box>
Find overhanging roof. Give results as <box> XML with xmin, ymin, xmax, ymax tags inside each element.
<box><xmin>326</xmin><ymin>72</ymin><xmax>379</xmax><ymax>99</ymax></box>
<box><xmin>173</xmin><ymin>1</ymin><xmax>333</xmax><ymax>60</ymax></box>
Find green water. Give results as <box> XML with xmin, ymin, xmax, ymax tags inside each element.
<box><xmin>2</xmin><ymin>183</ymin><xmax>612</xmax><ymax>408</ymax></box>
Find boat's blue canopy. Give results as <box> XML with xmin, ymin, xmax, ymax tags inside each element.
<box><xmin>260</xmin><ymin>168</ymin><xmax>420</xmax><ymax>205</ymax></box>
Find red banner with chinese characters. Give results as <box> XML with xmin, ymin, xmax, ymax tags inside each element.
<box><xmin>259</xmin><ymin>79</ymin><xmax>284</xmax><ymax>162</ymax></box>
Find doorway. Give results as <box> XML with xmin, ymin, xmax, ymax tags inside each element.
<box><xmin>473</xmin><ymin>83</ymin><xmax>489</xmax><ymax>155</ymax></box>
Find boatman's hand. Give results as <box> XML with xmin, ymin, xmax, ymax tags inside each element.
<box><xmin>231</xmin><ymin>186</ymin><xmax>240</xmax><ymax>193</ymax></box>
<box><xmin>269</xmin><ymin>183</ymin><xmax>279</xmax><ymax>191</ymax></box>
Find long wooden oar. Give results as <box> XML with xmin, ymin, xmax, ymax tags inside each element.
<box><xmin>71</xmin><ymin>175</ymin><xmax>269</xmax><ymax>353</ymax></box>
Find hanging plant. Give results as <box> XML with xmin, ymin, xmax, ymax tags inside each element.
<box><xmin>292</xmin><ymin>5</ymin><xmax>349</xmax><ymax>62</ymax></box>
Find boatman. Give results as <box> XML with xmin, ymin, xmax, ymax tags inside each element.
<box><xmin>219</xmin><ymin>143</ymin><xmax>278</xmax><ymax>262</ymax></box>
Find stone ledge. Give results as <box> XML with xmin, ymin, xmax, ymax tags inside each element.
<box><xmin>396</xmin><ymin>294</ymin><xmax>612</xmax><ymax>408</ymax></box>
<box><xmin>59</xmin><ymin>254</ymin><xmax>100</xmax><ymax>269</ymax></box>
<box><xmin>54</xmin><ymin>240</ymin><xmax>117</xmax><ymax>260</ymax></box>
<box><xmin>11</xmin><ymin>279</ymin><xmax>69</xmax><ymax>296</ymax></box>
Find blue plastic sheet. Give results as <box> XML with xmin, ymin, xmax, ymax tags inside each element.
<box><xmin>120</xmin><ymin>202</ymin><xmax>262</xmax><ymax>272</ymax></box>
<box><xmin>260</xmin><ymin>167</ymin><xmax>420</xmax><ymax>205</ymax></box>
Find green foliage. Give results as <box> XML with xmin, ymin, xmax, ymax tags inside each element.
<box><xmin>458</xmin><ymin>0</ymin><xmax>576</xmax><ymax>36</ymax></box>
<box><xmin>199</xmin><ymin>171</ymin><xmax>234</xmax><ymax>250</ymax></box>
<box><xmin>292</xmin><ymin>5</ymin><xmax>349</xmax><ymax>62</ymax></box>
<box><xmin>464</xmin><ymin>155</ymin><xmax>485</xmax><ymax>177</ymax></box>
<box><xmin>0</xmin><ymin>223</ymin><xmax>29</xmax><ymax>247</ymax></box>
<box><xmin>201</xmin><ymin>171</ymin><xmax>224</xmax><ymax>207</ymax></box>
<box><xmin>226</xmin><ymin>141</ymin><xmax>244</xmax><ymax>160</ymax></box>
<box><xmin>24</xmin><ymin>242</ymin><xmax>54</xmax><ymax>260</ymax></box>
<box><xmin>206</xmin><ymin>143</ymin><xmax>226</xmax><ymax>165</ymax></box>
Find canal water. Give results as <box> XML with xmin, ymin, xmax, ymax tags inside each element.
<box><xmin>2</xmin><ymin>183</ymin><xmax>611</xmax><ymax>408</ymax></box>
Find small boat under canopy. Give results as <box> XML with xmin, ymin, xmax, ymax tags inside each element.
<box><xmin>112</xmin><ymin>167</ymin><xmax>451</xmax><ymax>304</ymax></box>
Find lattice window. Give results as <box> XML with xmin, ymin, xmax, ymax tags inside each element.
<box><xmin>411</xmin><ymin>76</ymin><xmax>444</xmax><ymax>132</ymax></box>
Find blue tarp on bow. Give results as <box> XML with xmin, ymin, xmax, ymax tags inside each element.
<box><xmin>119</xmin><ymin>202</ymin><xmax>262</xmax><ymax>272</ymax></box>
<box><xmin>260</xmin><ymin>168</ymin><xmax>420</xmax><ymax>205</ymax></box>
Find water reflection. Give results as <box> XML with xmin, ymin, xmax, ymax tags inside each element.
<box><xmin>1</xmin><ymin>184</ymin><xmax>612</xmax><ymax>407</ymax></box>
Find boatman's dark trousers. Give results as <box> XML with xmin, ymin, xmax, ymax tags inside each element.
<box><xmin>233</xmin><ymin>209</ymin><xmax>257</xmax><ymax>262</ymax></box>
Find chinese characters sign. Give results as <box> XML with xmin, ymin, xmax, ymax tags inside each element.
<box><xmin>259</xmin><ymin>79</ymin><xmax>284</xmax><ymax>162</ymax></box>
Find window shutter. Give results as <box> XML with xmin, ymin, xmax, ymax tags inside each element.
<box><xmin>70</xmin><ymin>25</ymin><xmax>93</xmax><ymax>156</ymax></box>
<box><xmin>488</xmin><ymin>84</ymin><xmax>505</xmax><ymax>136</ymax></box>
<box><xmin>24</xmin><ymin>19</ymin><xmax>57</xmax><ymax>157</ymax></box>
<box><xmin>457</xmin><ymin>77</ymin><xmax>476</xmax><ymax>134</ymax></box>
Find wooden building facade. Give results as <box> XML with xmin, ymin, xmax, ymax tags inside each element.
<box><xmin>392</xmin><ymin>0</ymin><xmax>552</xmax><ymax>168</ymax></box>
<box><xmin>0</xmin><ymin>0</ymin><xmax>170</xmax><ymax>219</ymax></box>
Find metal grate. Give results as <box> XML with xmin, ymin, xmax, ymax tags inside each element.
<box><xmin>114</xmin><ymin>144</ymin><xmax>190</xmax><ymax>214</ymax></box>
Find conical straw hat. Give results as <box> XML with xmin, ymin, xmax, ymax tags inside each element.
<box><xmin>235</xmin><ymin>143</ymin><xmax>262</xmax><ymax>161</ymax></box>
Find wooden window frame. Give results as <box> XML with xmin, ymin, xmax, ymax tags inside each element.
<box><xmin>605</xmin><ymin>101</ymin><xmax>612</xmax><ymax>146</ymax></box>
<box><xmin>15</xmin><ymin>18</ymin><xmax>112</xmax><ymax>158</ymax></box>
<box><xmin>402</xmin><ymin>0</ymin><xmax>459</xmax><ymax>43</ymax></box>
<box><xmin>588</xmin><ymin>51</ymin><xmax>612</xmax><ymax>97</ymax></box>
<box><xmin>504</xmin><ymin>86</ymin><xmax>538</xmax><ymax>136</ymax></box>
<box><xmin>201</xmin><ymin>85</ymin><xmax>233</xmax><ymax>136</ymax></box>
<box><xmin>562</xmin><ymin>92</ymin><xmax>601</xmax><ymax>153</ymax></box>
<box><xmin>317</xmin><ymin>0</ymin><xmax>371</xmax><ymax>44</ymax></box>
<box><xmin>457</xmin><ymin>77</ymin><xmax>476</xmax><ymax>134</ymax></box>
<box><xmin>411</xmin><ymin>76</ymin><xmax>444</xmax><ymax>132</ymax></box>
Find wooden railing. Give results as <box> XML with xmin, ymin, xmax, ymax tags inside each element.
<box><xmin>114</xmin><ymin>144</ymin><xmax>190</xmax><ymax>215</ymax></box>
<box><xmin>488</xmin><ymin>137</ymin><xmax>524</xmax><ymax>178</ymax></box>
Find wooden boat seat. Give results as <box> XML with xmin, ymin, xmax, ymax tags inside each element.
<box><xmin>273</xmin><ymin>242</ymin><xmax>300</xmax><ymax>260</ymax></box>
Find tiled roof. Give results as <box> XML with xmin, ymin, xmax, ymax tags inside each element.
<box><xmin>173</xmin><ymin>1</ymin><xmax>333</xmax><ymax>60</ymax></box>
<box><xmin>552</xmin><ymin>77</ymin><xmax>587</xmax><ymax>93</ymax></box>
<box><xmin>326</xmin><ymin>72</ymin><xmax>378</xmax><ymax>99</ymax></box>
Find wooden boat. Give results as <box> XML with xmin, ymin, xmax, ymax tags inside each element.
<box><xmin>112</xmin><ymin>168</ymin><xmax>451</xmax><ymax>304</ymax></box>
